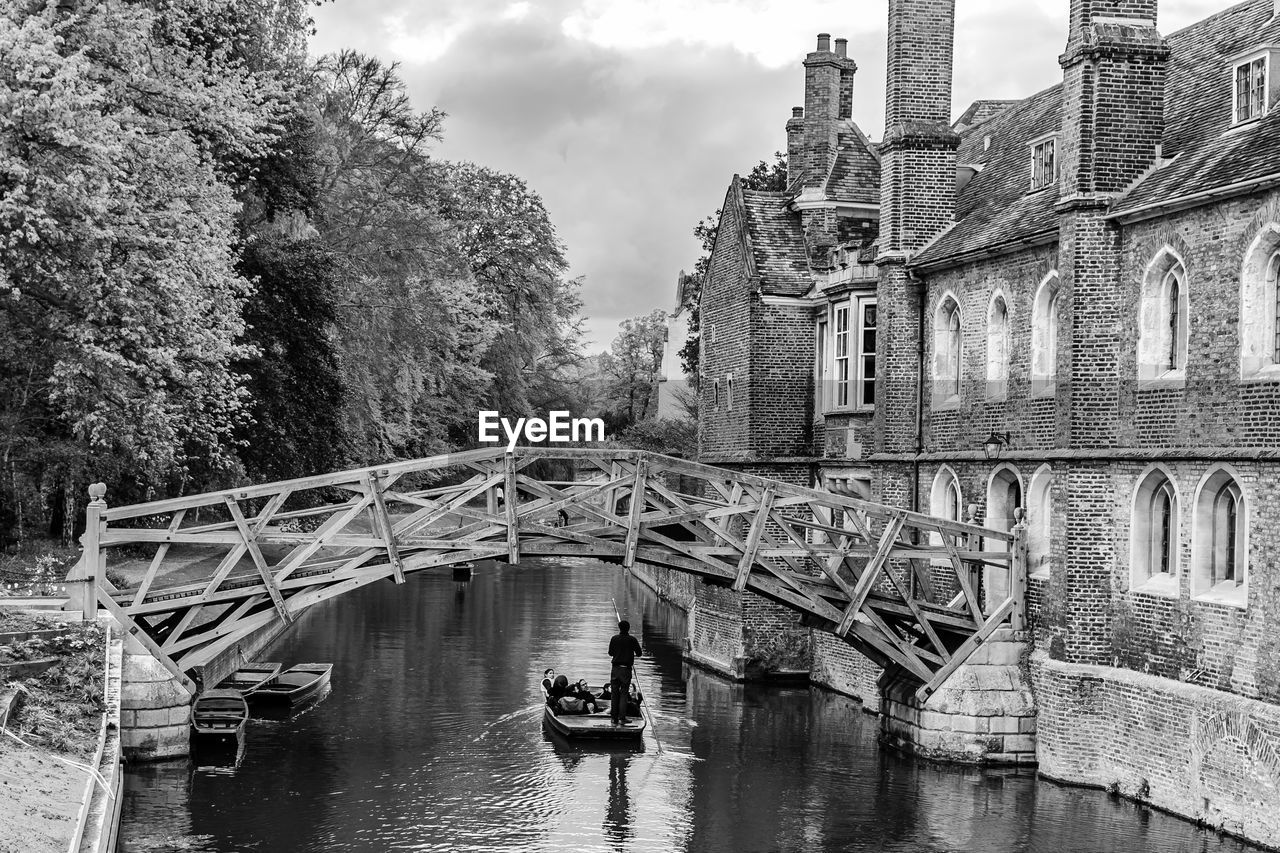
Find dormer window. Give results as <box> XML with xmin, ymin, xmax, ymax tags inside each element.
<box><xmin>1029</xmin><ymin>135</ymin><xmax>1057</xmax><ymax>191</ymax></box>
<box><xmin>1235</xmin><ymin>56</ymin><xmax>1267</xmax><ymax>124</ymax></box>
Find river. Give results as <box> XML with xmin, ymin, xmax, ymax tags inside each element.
<box><xmin>119</xmin><ymin>558</ymin><xmax>1258</xmax><ymax>852</ymax></box>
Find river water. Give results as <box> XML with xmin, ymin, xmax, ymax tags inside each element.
<box><xmin>120</xmin><ymin>558</ymin><xmax>1257</xmax><ymax>853</ymax></box>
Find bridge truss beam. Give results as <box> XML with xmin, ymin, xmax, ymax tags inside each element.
<box><xmin>67</xmin><ymin>448</ymin><xmax>1027</xmax><ymax>698</ymax></box>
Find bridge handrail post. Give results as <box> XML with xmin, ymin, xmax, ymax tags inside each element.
<box><xmin>79</xmin><ymin>483</ymin><xmax>108</xmax><ymax>622</ymax></box>
<box><xmin>1010</xmin><ymin>507</ymin><xmax>1028</xmax><ymax>632</ymax></box>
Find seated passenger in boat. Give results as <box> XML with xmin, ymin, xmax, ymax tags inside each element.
<box><xmin>541</xmin><ymin>668</ymin><xmax>556</xmax><ymax>695</ymax></box>
<box><xmin>547</xmin><ymin>674</ymin><xmax>571</xmax><ymax>709</ymax></box>
<box><xmin>570</xmin><ymin>679</ymin><xmax>600</xmax><ymax>714</ymax></box>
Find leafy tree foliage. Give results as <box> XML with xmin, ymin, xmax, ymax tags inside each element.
<box><xmin>0</xmin><ymin>0</ymin><xmax>291</xmax><ymax>537</ymax></box>
<box><xmin>308</xmin><ymin>51</ymin><xmax>492</xmax><ymax>461</ymax></box>
<box><xmin>679</xmin><ymin>152</ymin><xmax>788</xmax><ymax>380</ymax></box>
<box><xmin>439</xmin><ymin>162</ymin><xmax>585</xmax><ymax>419</ymax></box>
<box><xmin>234</xmin><ymin>238</ymin><xmax>350</xmax><ymax>482</ymax></box>
<box><xmin>0</xmin><ymin>5</ymin><xmax>590</xmax><ymax>548</ymax></box>
<box><xmin>600</xmin><ymin>310</ymin><xmax>669</xmax><ymax>430</ymax></box>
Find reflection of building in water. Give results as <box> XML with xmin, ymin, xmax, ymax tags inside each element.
<box><xmin>681</xmin><ymin>666</ymin><xmax>1035</xmax><ymax>852</ymax></box>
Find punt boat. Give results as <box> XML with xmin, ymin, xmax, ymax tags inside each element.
<box><xmin>214</xmin><ymin>662</ymin><xmax>281</xmax><ymax>696</ymax></box>
<box><xmin>248</xmin><ymin>663</ymin><xmax>333</xmax><ymax>711</ymax></box>
<box><xmin>191</xmin><ymin>689</ymin><xmax>249</xmax><ymax>751</ymax></box>
<box><xmin>541</xmin><ymin>685</ymin><xmax>647</xmax><ymax>741</ymax></box>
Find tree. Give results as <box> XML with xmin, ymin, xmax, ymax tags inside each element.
<box><xmin>308</xmin><ymin>51</ymin><xmax>492</xmax><ymax>461</ymax></box>
<box><xmin>438</xmin><ymin>162</ymin><xmax>585</xmax><ymax>420</ymax></box>
<box><xmin>0</xmin><ymin>0</ymin><xmax>291</xmax><ymax>538</ymax></box>
<box><xmin>679</xmin><ymin>152</ymin><xmax>788</xmax><ymax>380</ymax></box>
<box><xmin>600</xmin><ymin>311</ymin><xmax>669</xmax><ymax>429</ymax></box>
<box><xmin>234</xmin><ymin>238</ymin><xmax>350</xmax><ymax>482</ymax></box>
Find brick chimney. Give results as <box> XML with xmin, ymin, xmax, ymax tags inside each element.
<box><xmin>1059</xmin><ymin>0</ymin><xmax>1169</xmax><ymax>198</ymax></box>
<box><xmin>875</xmin><ymin>0</ymin><xmax>959</xmax><ymax>461</ymax></box>
<box><xmin>879</xmin><ymin>0</ymin><xmax>959</xmax><ymax>256</ymax></box>
<box><xmin>836</xmin><ymin>38</ymin><xmax>856</xmax><ymax>120</ymax></box>
<box><xmin>786</xmin><ymin>107</ymin><xmax>805</xmax><ymax>188</ymax></box>
<box><xmin>803</xmin><ymin>33</ymin><xmax>842</xmax><ymax>193</ymax></box>
<box><xmin>1053</xmin><ymin>0</ymin><xmax>1169</xmax><ymax>667</ymax></box>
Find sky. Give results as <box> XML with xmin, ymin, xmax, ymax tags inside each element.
<box><xmin>308</xmin><ymin>0</ymin><xmax>1235</xmax><ymax>353</ymax></box>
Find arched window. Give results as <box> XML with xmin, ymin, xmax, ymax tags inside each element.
<box><xmin>1139</xmin><ymin>249</ymin><xmax>1189</xmax><ymax>380</ymax></box>
<box><xmin>1240</xmin><ymin>225</ymin><xmax>1280</xmax><ymax>378</ymax></box>
<box><xmin>986</xmin><ymin>293</ymin><xmax>1009</xmax><ymax>399</ymax></box>
<box><xmin>929</xmin><ymin>467</ymin><xmax>963</xmax><ymax>562</ymax></box>
<box><xmin>1131</xmin><ymin>467</ymin><xmax>1179</xmax><ymax>591</ymax></box>
<box><xmin>1031</xmin><ymin>272</ymin><xmax>1060</xmax><ymax>396</ymax></box>
<box><xmin>1271</xmin><ymin>250</ymin><xmax>1280</xmax><ymax>364</ymax></box>
<box><xmin>1192</xmin><ymin>468</ymin><xmax>1248</xmax><ymax>603</ymax></box>
<box><xmin>933</xmin><ymin>296</ymin><xmax>963</xmax><ymax>404</ymax></box>
<box><xmin>984</xmin><ymin>466</ymin><xmax>1023</xmax><ymax>611</ymax></box>
<box><xmin>1027</xmin><ymin>465</ymin><xmax>1053</xmax><ymax>577</ymax></box>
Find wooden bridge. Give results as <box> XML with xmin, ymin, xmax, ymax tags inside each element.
<box><xmin>67</xmin><ymin>448</ymin><xmax>1026</xmax><ymax>702</ymax></box>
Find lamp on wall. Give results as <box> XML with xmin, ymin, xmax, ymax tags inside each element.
<box><xmin>982</xmin><ymin>432</ymin><xmax>1011</xmax><ymax>460</ymax></box>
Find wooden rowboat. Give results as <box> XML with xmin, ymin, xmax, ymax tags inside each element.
<box><xmin>214</xmin><ymin>662</ymin><xmax>281</xmax><ymax>696</ymax></box>
<box><xmin>541</xmin><ymin>688</ymin><xmax>647</xmax><ymax>740</ymax></box>
<box><xmin>191</xmin><ymin>689</ymin><xmax>249</xmax><ymax>752</ymax></box>
<box><xmin>248</xmin><ymin>663</ymin><xmax>333</xmax><ymax>711</ymax></box>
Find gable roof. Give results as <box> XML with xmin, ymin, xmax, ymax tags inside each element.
<box><xmin>1111</xmin><ymin>0</ymin><xmax>1280</xmax><ymax>218</ymax></box>
<box><xmin>913</xmin><ymin>0</ymin><xmax>1280</xmax><ymax>268</ymax></box>
<box><xmin>912</xmin><ymin>84</ymin><xmax>1063</xmax><ymax>268</ymax></box>
<box><xmin>953</xmin><ymin>100</ymin><xmax>1018</xmax><ymax>132</ymax></box>
<box><xmin>731</xmin><ymin>183</ymin><xmax>811</xmax><ymax>297</ymax></box>
<box><xmin>785</xmin><ymin>120</ymin><xmax>882</xmax><ymax>206</ymax></box>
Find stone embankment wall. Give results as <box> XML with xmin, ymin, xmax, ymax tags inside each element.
<box><xmin>1032</xmin><ymin>650</ymin><xmax>1280</xmax><ymax>846</ymax></box>
<box><xmin>630</xmin><ymin>561</ymin><xmax>882</xmax><ymax>712</ymax></box>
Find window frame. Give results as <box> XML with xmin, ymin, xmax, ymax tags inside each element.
<box><xmin>1191</xmin><ymin>467</ymin><xmax>1249</xmax><ymax>607</ymax></box>
<box><xmin>1129</xmin><ymin>466</ymin><xmax>1180</xmax><ymax>596</ymax></box>
<box><xmin>818</xmin><ymin>294</ymin><xmax>877</xmax><ymax>413</ymax></box>
<box><xmin>1028</xmin><ymin>134</ymin><xmax>1058</xmax><ymax>191</ymax></box>
<box><xmin>1139</xmin><ymin>249</ymin><xmax>1189</xmax><ymax>384</ymax></box>
<box><xmin>986</xmin><ymin>292</ymin><xmax>1010</xmax><ymax>401</ymax></box>
<box><xmin>1239</xmin><ymin>225</ymin><xmax>1280</xmax><ymax>379</ymax></box>
<box><xmin>1031</xmin><ymin>272</ymin><xmax>1060</xmax><ymax>397</ymax></box>
<box><xmin>932</xmin><ymin>294</ymin><xmax>964</xmax><ymax>408</ymax></box>
<box><xmin>1233</xmin><ymin>54</ymin><xmax>1268</xmax><ymax>125</ymax></box>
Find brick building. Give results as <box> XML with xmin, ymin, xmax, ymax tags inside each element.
<box><xmin>691</xmin><ymin>0</ymin><xmax>1280</xmax><ymax>842</ymax></box>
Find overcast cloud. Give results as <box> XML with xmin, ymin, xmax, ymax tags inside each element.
<box><xmin>309</xmin><ymin>0</ymin><xmax>1233</xmax><ymax>352</ymax></box>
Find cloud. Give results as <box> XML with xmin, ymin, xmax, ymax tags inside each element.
<box><xmin>309</xmin><ymin>0</ymin><xmax>1238</xmax><ymax>351</ymax></box>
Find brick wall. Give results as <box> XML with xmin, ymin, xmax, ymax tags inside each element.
<box><xmin>700</xmin><ymin>184</ymin><xmax>752</xmax><ymax>459</ymax></box>
<box><xmin>1033</xmin><ymin>650</ymin><xmax>1280</xmax><ymax>848</ymax></box>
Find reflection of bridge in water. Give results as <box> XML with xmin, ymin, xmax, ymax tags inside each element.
<box><xmin>69</xmin><ymin>448</ymin><xmax>1026</xmax><ymax>699</ymax></box>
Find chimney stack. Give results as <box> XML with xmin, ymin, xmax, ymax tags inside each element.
<box><xmin>1059</xmin><ymin>0</ymin><xmax>1168</xmax><ymax>198</ymax></box>
<box><xmin>880</xmin><ymin>0</ymin><xmax>959</xmax><ymax>254</ymax></box>
<box><xmin>786</xmin><ymin>107</ymin><xmax>805</xmax><ymax>188</ymax></box>
<box><xmin>837</xmin><ymin>40</ymin><xmax>856</xmax><ymax>120</ymax></box>
<box><xmin>803</xmin><ymin>33</ymin><xmax>842</xmax><ymax>193</ymax></box>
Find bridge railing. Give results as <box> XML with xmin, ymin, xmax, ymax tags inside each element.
<box><xmin>67</xmin><ymin>448</ymin><xmax>1026</xmax><ymax>698</ymax></box>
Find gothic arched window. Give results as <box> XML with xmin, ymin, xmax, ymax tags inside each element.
<box><xmin>1240</xmin><ymin>226</ymin><xmax>1280</xmax><ymax>378</ymax></box>
<box><xmin>1031</xmin><ymin>272</ymin><xmax>1060</xmax><ymax>396</ymax></box>
<box><xmin>1138</xmin><ymin>250</ymin><xmax>1188</xmax><ymax>381</ymax></box>
<box><xmin>933</xmin><ymin>296</ymin><xmax>963</xmax><ymax>404</ymax></box>
<box><xmin>1192</xmin><ymin>468</ymin><xmax>1248</xmax><ymax>604</ymax></box>
<box><xmin>1131</xmin><ymin>468</ymin><xmax>1179</xmax><ymax>591</ymax></box>
<box><xmin>986</xmin><ymin>292</ymin><xmax>1009</xmax><ymax>399</ymax></box>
